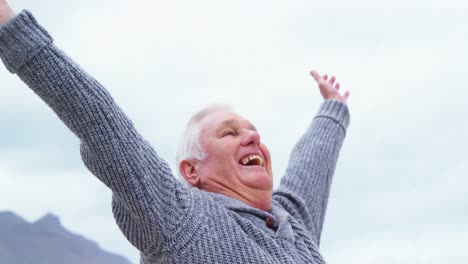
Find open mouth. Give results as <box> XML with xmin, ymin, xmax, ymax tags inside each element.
<box><xmin>239</xmin><ymin>154</ymin><xmax>264</xmax><ymax>167</ymax></box>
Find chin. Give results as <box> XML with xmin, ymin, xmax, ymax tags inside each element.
<box><xmin>241</xmin><ymin>172</ymin><xmax>273</xmax><ymax>191</ymax></box>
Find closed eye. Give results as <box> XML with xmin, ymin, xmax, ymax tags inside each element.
<box><xmin>221</xmin><ymin>130</ymin><xmax>236</xmax><ymax>137</ymax></box>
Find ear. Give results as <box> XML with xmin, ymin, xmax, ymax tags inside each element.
<box><xmin>179</xmin><ymin>159</ymin><xmax>201</xmax><ymax>187</ymax></box>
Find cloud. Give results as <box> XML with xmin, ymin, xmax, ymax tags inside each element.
<box><xmin>324</xmin><ymin>224</ymin><xmax>468</xmax><ymax>264</ymax></box>
<box><xmin>1</xmin><ymin>0</ymin><xmax>468</xmax><ymax>263</ymax></box>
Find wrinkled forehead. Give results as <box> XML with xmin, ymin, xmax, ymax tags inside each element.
<box><xmin>198</xmin><ymin>111</ymin><xmax>256</xmax><ymax>134</ymax></box>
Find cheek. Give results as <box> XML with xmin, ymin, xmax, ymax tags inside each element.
<box><xmin>259</xmin><ymin>144</ymin><xmax>272</xmax><ymax>169</ymax></box>
<box><xmin>204</xmin><ymin>141</ymin><xmax>238</xmax><ymax>166</ymax></box>
<box><xmin>205</xmin><ymin>144</ymin><xmax>224</xmax><ymax>159</ymax></box>
<box><xmin>259</xmin><ymin>143</ymin><xmax>271</xmax><ymax>160</ymax></box>
<box><xmin>206</xmin><ymin>138</ymin><xmax>239</xmax><ymax>155</ymax></box>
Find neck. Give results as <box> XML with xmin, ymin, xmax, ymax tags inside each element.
<box><xmin>204</xmin><ymin>185</ymin><xmax>272</xmax><ymax>211</ymax></box>
<box><xmin>221</xmin><ymin>188</ymin><xmax>273</xmax><ymax>212</ymax></box>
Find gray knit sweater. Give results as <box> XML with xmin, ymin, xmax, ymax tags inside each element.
<box><xmin>0</xmin><ymin>10</ymin><xmax>350</xmax><ymax>264</ymax></box>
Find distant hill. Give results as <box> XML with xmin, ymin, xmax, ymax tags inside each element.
<box><xmin>0</xmin><ymin>211</ymin><xmax>132</xmax><ymax>264</ymax></box>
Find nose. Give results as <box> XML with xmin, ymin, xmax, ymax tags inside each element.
<box><xmin>240</xmin><ymin>129</ymin><xmax>261</xmax><ymax>146</ymax></box>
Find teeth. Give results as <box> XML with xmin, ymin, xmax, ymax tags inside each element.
<box><xmin>241</xmin><ymin>155</ymin><xmax>264</xmax><ymax>166</ymax></box>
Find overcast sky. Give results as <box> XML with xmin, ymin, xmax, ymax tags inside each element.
<box><xmin>1</xmin><ymin>0</ymin><xmax>467</xmax><ymax>263</ymax></box>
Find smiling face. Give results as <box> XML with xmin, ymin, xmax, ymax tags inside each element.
<box><xmin>195</xmin><ymin>111</ymin><xmax>273</xmax><ymax>196</ymax></box>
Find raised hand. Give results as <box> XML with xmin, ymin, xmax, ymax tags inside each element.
<box><xmin>309</xmin><ymin>70</ymin><xmax>350</xmax><ymax>104</ymax></box>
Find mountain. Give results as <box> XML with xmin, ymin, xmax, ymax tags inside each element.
<box><xmin>0</xmin><ymin>211</ymin><xmax>132</xmax><ymax>264</ymax></box>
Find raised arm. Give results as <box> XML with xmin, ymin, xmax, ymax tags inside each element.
<box><xmin>0</xmin><ymin>6</ymin><xmax>198</xmax><ymax>256</ymax></box>
<box><xmin>273</xmin><ymin>70</ymin><xmax>350</xmax><ymax>245</ymax></box>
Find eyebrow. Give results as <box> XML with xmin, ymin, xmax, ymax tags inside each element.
<box><xmin>218</xmin><ymin>119</ymin><xmax>257</xmax><ymax>132</ymax></box>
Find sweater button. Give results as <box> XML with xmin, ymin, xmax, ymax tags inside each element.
<box><xmin>266</xmin><ymin>217</ymin><xmax>275</xmax><ymax>229</ymax></box>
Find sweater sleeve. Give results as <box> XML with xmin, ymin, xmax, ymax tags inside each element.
<box><xmin>273</xmin><ymin>99</ymin><xmax>350</xmax><ymax>245</ymax></box>
<box><xmin>0</xmin><ymin>10</ymin><xmax>197</xmax><ymax>255</ymax></box>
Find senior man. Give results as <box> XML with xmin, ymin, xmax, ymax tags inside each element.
<box><xmin>0</xmin><ymin>2</ymin><xmax>350</xmax><ymax>264</ymax></box>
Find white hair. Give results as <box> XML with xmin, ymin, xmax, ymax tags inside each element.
<box><xmin>175</xmin><ymin>104</ymin><xmax>233</xmax><ymax>185</ymax></box>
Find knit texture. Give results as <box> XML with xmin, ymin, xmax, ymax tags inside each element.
<box><xmin>0</xmin><ymin>10</ymin><xmax>350</xmax><ymax>264</ymax></box>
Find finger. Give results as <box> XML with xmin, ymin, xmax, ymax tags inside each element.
<box><xmin>309</xmin><ymin>70</ymin><xmax>321</xmax><ymax>82</ymax></box>
<box><xmin>344</xmin><ymin>91</ymin><xmax>350</xmax><ymax>101</ymax></box>
<box><xmin>329</xmin><ymin>76</ymin><xmax>336</xmax><ymax>85</ymax></box>
<box><xmin>323</xmin><ymin>74</ymin><xmax>329</xmax><ymax>81</ymax></box>
<box><xmin>335</xmin><ymin>82</ymin><xmax>340</xmax><ymax>90</ymax></box>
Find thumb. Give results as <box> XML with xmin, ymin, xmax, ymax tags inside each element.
<box><xmin>344</xmin><ymin>91</ymin><xmax>350</xmax><ymax>101</ymax></box>
<box><xmin>309</xmin><ymin>70</ymin><xmax>321</xmax><ymax>83</ymax></box>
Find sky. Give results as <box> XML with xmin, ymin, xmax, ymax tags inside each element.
<box><xmin>0</xmin><ymin>0</ymin><xmax>467</xmax><ymax>263</ymax></box>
